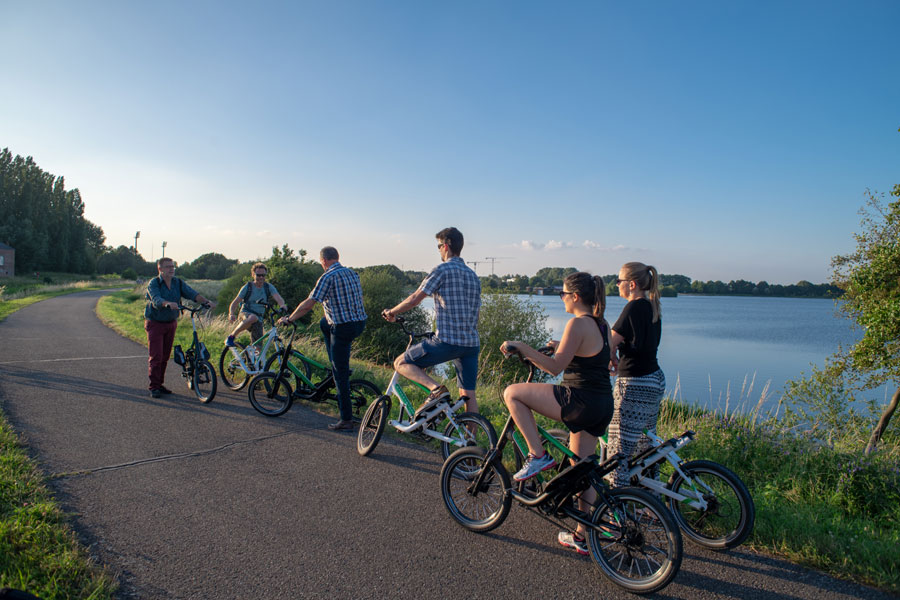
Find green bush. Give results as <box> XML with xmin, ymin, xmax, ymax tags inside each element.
<box><xmin>354</xmin><ymin>269</ymin><xmax>428</xmax><ymax>364</ymax></box>
<box><xmin>477</xmin><ymin>293</ymin><xmax>551</xmax><ymax>386</ymax></box>
<box><xmin>121</xmin><ymin>267</ymin><xmax>138</xmax><ymax>280</ymax></box>
<box><xmin>216</xmin><ymin>245</ymin><xmax>320</xmax><ymax>317</ymax></box>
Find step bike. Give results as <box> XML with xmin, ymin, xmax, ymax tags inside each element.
<box><xmin>356</xmin><ymin>316</ymin><xmax>497</xmax><ymax>459</ymax></box>
<box><xmin>218</xmin><ymin>303</ymin><xmax>306</xmax><ymax>391</ymax></box>
<box><xmin>440</xmin><ymin>348</ymin><xmax>682</xmax><ymax>595</ymax></box>
<box><xmin>171</xmin><ymin>302</ymin><xmax>217</xmax><ymax>403</ymax></box>
<box><xmin>247</xmin><ymin>321</ymin><xmax>380</xmax><ymax>418</ymax></box>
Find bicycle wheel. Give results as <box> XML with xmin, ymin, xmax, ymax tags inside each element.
<box><xmin>192</xmin><ymin>359</ymin><xmax>217</xmax><ymax>403</ymax></box>
<box><xmin>440</xmin><ymin>412</ymin><xmax>498</xmax><ymax>461</ymax></box>
<box><xmin>666</xmin><ymin>459</ymin><xmax>755</xmax><ymax>550</ymax></box>
<box><xmin>587</xmin><ymin>486</ymin><xmax>682</xmax><ymax>595</ymax></box>
<box><xmin>440</xmin><ymin>447</ymin><xmax>511</xmax><ymax>533</ymax></box>
<box><xmin>348</xmin><ymin>379</ymin><xmax>381</xmax><ymax>418</ymax></box>
<box><xmin>357</xmin><ymin>395</ymin><xmax>391</xmax><ymax>456</ymax></box>
<box><xmin>248</xmin><ymin>372</ymin><xmax>294</xmax><ymax>416</ymax></box>
<box><xmin>219</xmin><ymin>343</ymin><xmax>249</xmax><ymax>391</ymax></box>
<box><xmin>264</xmin><ymin>351</ymin><xmax>313</xmax><ymax>394</ymax></box>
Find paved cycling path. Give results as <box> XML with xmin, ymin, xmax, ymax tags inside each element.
<box><xmin>0</xmin><ymin>290</ymin><xmax>893</xmax><ymax>600</ymax></box>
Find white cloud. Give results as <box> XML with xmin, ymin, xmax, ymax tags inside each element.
<box><xmin>583</xmin><ymin>240</ymin><xmax>628</xmax><ymax>252</ymax></box>
<box><xmin>546</xmin><ymin>240</ymin><xmax>573</xmax><ymax>250</ymax></box>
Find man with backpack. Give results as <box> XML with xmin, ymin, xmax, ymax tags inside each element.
<box><xmin>145</xmin><ymin>257</ymin><xmax>216</xmax><ymax>398</ymax></box>
<box><xmin>225</xmin><ymin>262</ymin><xmax>288</xmax><ymax>347</ymax></box>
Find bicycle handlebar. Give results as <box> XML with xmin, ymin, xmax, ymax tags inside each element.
<box><xmin>383</xmin><ymin>311</ymin><xmax>433</xmax><ymax>340</ymax></box>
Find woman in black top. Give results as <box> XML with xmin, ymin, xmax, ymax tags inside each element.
<box><xmin>500</xmin><ymin>272</ymin><xmax>614</xmax><ymax>555</ymax></box>
<box><xmin>608</xmin><ymin>262</ymin><xmax>665</xmax><ymax>487</ymax></box>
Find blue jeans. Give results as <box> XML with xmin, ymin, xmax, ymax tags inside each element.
<box><xmin>320</xmin><ymin>317</ymin><xmax>366</xmax><ymax>421</ymax></box>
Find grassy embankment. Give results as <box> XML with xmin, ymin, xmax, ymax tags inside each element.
<box><xmin>97</xmin><ymin>287</ymin><xmax>900</xmax><ymax>593</ymax></box>
<box><xmin>0</xmin><ymin>275</ymin><xmax>130</xmax><ymax>598</ymax></box>
<box><xmin>0</xmin><ymin>273</ymin><xmax>128</xmax><ymax>323</ymax></box>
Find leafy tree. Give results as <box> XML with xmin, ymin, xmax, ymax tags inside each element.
<box><xmin>354</xmin><ymin>269</ymin><xmax>428</xmax><ymax>363</ymax></box>
<box><xmin>178</xmin><ymin>252</ymin><xmax>239</xmax><ymax>279</ymax></box>
<box><xmin>831</xmin><ymin>185</ymin><xmax>900</xmax><ymax>453</ymax></box>
<box><xmin>216</xmin><ymin>245</ymin><xmax>319</xmax><ymax>315</ymax></box>
<box><xmin>96</xmin><ymin>245</ymin><xmax>155</xmax><ymax>276</ymax></box>
<box><xmin>477</xmin><ymin>294</ymin><xmax>551</xmax><ymax>386</ymax></box>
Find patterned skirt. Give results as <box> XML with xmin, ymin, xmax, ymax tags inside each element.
<box><xmin>605</xmin><ymin>369</ymin><xmax>666</xmax><ymax>487</ymax></box>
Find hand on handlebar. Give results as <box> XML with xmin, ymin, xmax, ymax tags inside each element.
<box><xmin>382</xmin><ymin>309</ymin><xmax>402</xmax><ymax>323</ymax></box>
<box><xmin>500</xmin><ymin>340</ymin><xmax>522</xmax><ymax>358</ymax></box>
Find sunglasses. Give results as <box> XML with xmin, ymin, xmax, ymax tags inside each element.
<box><xmin>558</xmin><ymin>290</ymin><xmax>574</xmax><ymax>299</ymax></box>
<box><xmin>616</xmin><ymin>278</ymin><xmax>629</xmax><ymax>285</ymax></box>
<box><xmin>255</xmin><ymin>272</ymin><xmax>267</xmax><ymax>277</ymax></box>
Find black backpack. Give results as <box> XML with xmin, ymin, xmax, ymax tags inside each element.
<box><xmin>242</xmin><ymin>281</ymin><xmax>273</xmax><ymax>309</ymax></box>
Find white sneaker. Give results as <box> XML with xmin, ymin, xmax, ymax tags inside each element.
<box><xmin>558</xmin><ymin>531</ymin><xmax>589</xmax><ymax>555</ymax></box>
<box><xmin>513</xmin><ymin>452</ymin><xmax>556</xmax><ymax>481</ymax></box>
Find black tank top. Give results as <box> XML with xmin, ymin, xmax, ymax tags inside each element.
<box><xmin>561</xmin><ymin>317</ymin><xmax>612</xmax><ymax>396</ymax></box>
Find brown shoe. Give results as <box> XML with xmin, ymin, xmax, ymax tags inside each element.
<box><xmin>414</xmin><ymin>385</ymin><xmax>451</xmax><ymax>420</ymax></box>
<box><xmin>328</xmin><ymin>419</ymin><xmax>355</xmax><ymax>431</ymax></box>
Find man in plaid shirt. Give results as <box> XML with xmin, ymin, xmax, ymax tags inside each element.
<box><xmin>280</xmin><ymin>246</ymin><xmax>367</xmax><ymax>431</ymax></box>
<box><xmin>384</xmin><ymin>227</ymin><xmax>481</xmax><ymax>418</ymax></box>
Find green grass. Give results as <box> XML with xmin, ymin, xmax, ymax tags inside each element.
<box><xmin>0</xmin><ymin>274</ymin><xmax>129</xmax><ymax>323</ymax></box>
<box><xmin>94</xmin><ymin>289</ymin><xmax>900</xmax><ymax>593</ymax></box>
<box><xmin>0</xmin><ymin>415</ymin><xmax>117</xmax><ymax>599</ymax></box>
<box><xmin>653</xmin><ymin>400</ymin><xmax>900</xmax><ymax>593</ymax></box>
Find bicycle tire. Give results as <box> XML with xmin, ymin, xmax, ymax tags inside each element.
<box><xmin>440</xmin><ymin>447</ymin><xmax>511</xmax><ymax>533</ymax></box>
<box><xmin>219</xmin><ymin>343</ymin><xmax>249</xmax><ymax>391</ymax></box>
<box><xmin>666</xmin><ymin>459</ymin><xmax>755</xmax><ymax>550</ymax></box>
<box><xmin>587</xmin><ymin>486</ymin><xmax>682</xmax><ymax>594</ymax></box>
<box><xmin>348</xmin><ymin>379</ymin><xmax>381</xmax><ymax>418</ymax></box>
<box><xmin>248</xmin><ymin>372</ymin><xmax>293</xmax><ymax>416</ymax></box>
<box><xmin>192</xmin><ymin>359</ymin><xmax>217</xmax><ymax>403</ymax></box>
<box><xmin>357</xmin><ymin>395</ymin><xmax>391</xmax><ymax>456</ymax></box>
<box><xmin>440</xmin><ymin>412</ymin><xmax>498</xmax><ymax>461</ymax></box>
<box><xmin>264</xmin><ymin>351</ymin><xmax>313</xmax><ymax>394</ymax></box>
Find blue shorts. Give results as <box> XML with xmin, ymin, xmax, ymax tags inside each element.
<box><xmin>403</xmin><ymin>337</ymin><xmax>480</xmax><ymax>391</ymax></box>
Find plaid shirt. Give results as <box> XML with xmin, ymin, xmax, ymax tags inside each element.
<box><xmin>310</xmin><ymin>262</ymin><xmax>367</xmax><ymax>325</ymax></box>
<box><xmin>419</xmin><ymin>257</ymin><xmax>481</xmax><ymax>347</ymax></box>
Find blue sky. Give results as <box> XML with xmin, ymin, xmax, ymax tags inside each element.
<box><xmin>2</xmin><ymin>1</ymin><xmax>898</xmax><ymax>283</ymax></box>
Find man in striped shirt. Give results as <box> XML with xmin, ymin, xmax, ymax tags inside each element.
<box><xmin>280</xmin><ymin>246</ymin><xmax>367</xmax><ymax>431</ymax></box>
<box><xmin>384</xmin><ymin>227</ymin><xmax>481</xmax><ymax>419</ymax></box>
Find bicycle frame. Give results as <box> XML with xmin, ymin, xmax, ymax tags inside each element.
<box><xmin>471</xmin><ymin>413</ymin><xmax>620</xmax><ymax>538</ymax></box>
<box><xmin>600</xmin><ymin>430</ymin><xmax>711</xmax><ymax>511</ymax></box>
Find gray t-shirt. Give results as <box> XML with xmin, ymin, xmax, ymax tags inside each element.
<box><xmin>239</xmin><ymin>282</ymin><xmax>277</xmax><ymax>317</ymax></box>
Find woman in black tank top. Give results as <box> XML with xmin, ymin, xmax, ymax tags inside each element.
<box><xmin>500</xmin><ymin>272</ymin><xmax>614</xmax><ymax>554</ymax></box>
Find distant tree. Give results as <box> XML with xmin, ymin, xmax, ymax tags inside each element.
<box><xmin>831</xmin><ymin>185</ymin><xmax>900</xmax><ymax>453</ymax></box>
<box><xmin>354</xmin><ymin>269</ymin><xmax>428</xmax><ymax>364</ymax></box>
<box><xmin>96</xmin><ymin>245</ymin><xmax>155</xmax><ymax>276</ymax></box>
<box><xmin>179</xmin><ymin>252</ymin><xmax>239</xmax><ymax>279</ymax></box>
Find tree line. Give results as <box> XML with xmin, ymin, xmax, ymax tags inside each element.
<box><xmin>477</xmin><ymin>267</ymin><xmax>842</xmax><ymax>298</ymax></box>
<box><xmin>0</xmin><ymin>148</ymin><xmax>106</xmax><ymax>273</ymax></box>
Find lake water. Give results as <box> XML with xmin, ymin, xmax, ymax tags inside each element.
<box><xmin>517</xmin><ymin>294</ymin><xmax>890</xmax><ymax>413</ymax></box>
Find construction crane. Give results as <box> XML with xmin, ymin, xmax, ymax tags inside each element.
<box><xmin>467</xmin><ymin>260</ymin><xmax>484</xmax><ymax>272</ymax></box>
<box><xmin>484</xmin><ymin>257</ymin><xmax>513</xmax><ymax>276</ymax></box>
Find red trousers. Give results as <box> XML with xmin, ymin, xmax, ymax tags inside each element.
<box><xmin>145</xmin><ymin>319</ymin><xmax>178</xmax><ymax>390</ymax></box>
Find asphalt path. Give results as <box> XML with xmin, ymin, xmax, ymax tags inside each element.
<box><xmin>0</xmin><ymin>290</ymin><xmax>894</xmax><ymax>600</ymax></box>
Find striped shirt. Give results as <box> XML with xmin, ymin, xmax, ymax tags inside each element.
<box><xmin>419</xmin><ymin>257</ymin><xmax>481</xmax><ymax>347</ymax></box>
<box><xmin>310</xmin><ymin>262</ymin><xmax>367</xmax><ymax>325</ymax></box>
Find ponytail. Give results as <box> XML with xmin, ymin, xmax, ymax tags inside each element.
<box><xmin>592</xmin><ymin>275</ymin><xmax>607</xmax><ymax>324</ymax></box>
<box><xmin>646</xmin><ymin>265</ymin><xmax>661</xmax><ymax>323</ymax></box>
<box><xmin>621</xmin><ymin>261</ymin><xmax>661</xmax><ymax>323</ymax></box>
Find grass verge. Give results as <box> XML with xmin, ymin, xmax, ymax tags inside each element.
<box><xmin>0</xmin><ymin>414</ymin><xmax>117</xmax><ymax>599</ymax></box>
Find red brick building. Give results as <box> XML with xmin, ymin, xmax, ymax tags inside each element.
<box><xmin>0</xmin><ymin>242</ymin><xmax>14</xmax><ymax>277</ymax></box>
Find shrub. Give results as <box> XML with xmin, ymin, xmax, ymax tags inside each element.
<box><xmin>477</xmin><ymin>293</ymin><xmax>551</xmax><ymax>386</ymax></box>
<box><xmin>121</xmin><ymin>267</ymin><xmax>138</xmax><ymax>280</ymax></box>
<box><xmin>354</xmin><ymin>269</ymin><xmax>428</xmax><ymax>364</ymax></box>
